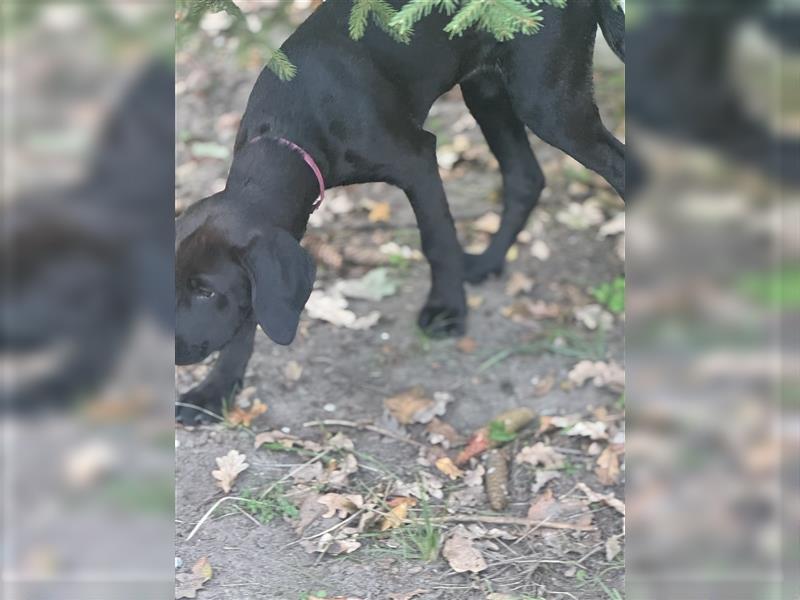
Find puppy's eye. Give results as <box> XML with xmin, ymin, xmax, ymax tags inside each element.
<box><xmin>188</xmin><ymin>277</ymin><xmax>215</xmax><ymax>299</ymax></box>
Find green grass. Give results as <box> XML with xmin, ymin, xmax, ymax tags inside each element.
<box><xmin>736</xmin><ymin>265</ymin><xmax>800</xmax><ymax>310</ymax></box>
<box><xmin>231</xmin><ymin>486</ymin><xmax>298</xmax><ymax>525</ymax></box>
<box><xmin>591</xmin><ymin>276</ymin><xmax>625</xmax><ymax>315</ymax></box>
<box><xmin>479</xmin><ymin>326</ymin><xmax>607</xmax><ymax>372</ymax></box>
<box><xmin>361</xmin><ymin>492</ymin><xmax>441</xmax><ymax>562</ymax></box>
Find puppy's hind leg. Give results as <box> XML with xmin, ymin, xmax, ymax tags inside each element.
<box><xmin>176</xmin><ymin>318</ymin><xmax>256</xmax><ymax>424</ymax></box>
<box><xmin>461</xmin><ymin>72</ymin><xmax>545</xmax><ymax>284</ymax></box>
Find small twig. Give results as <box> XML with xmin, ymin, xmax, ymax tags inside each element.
<box><xmin>259</xmin><ymin>448</ymin><xmax>331</xmax><ymax>499</ymax></box>
<box><xmin>233</xmin><ymin>502</ymin><xmax>262</xmax><ymax>529</ymax></box>
<box><xmin>185</xmin><ymin>496</ymin><xmax>254</xmax><ymax>541</ymax></box>
<box><xmin>434</xmin><ymin>514</ymin><xmax>595</xmax><ymax>532</ymax></box>
<box><xmin>303</xmin><ymin>419</ymin><xmax>426</xmax><ymax>449</ymax></box>
<box><xmin>285</xmin><ymin>507</ymin><xmax>367</xmax><ymax>549</ymax></box>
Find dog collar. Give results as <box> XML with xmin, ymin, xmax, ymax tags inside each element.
<box><xmin>250</xmin><ymin>135</ymin><xmax>325</xmax><ymax>211</ymax></box>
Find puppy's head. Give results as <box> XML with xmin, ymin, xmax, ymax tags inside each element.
<box><xmin>175</xmin><ymin>204</ymin><xmax>315</xmax><ymax>365</ymax></box>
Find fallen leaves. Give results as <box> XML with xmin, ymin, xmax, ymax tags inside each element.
<box><xmin>318</xmin><ymin>493</ymin><xmax>364</xmax><ymax>519</ymax></box>
<box><xmin>515</xmin><ymin>442</ymin><xmax>566</xmax><ymax>470</ymax></box>
<box><xmin>435</xmin><ymin>456</ymin><xmax>464</xmax><ymax>480</ymax></box>
<box><xmin>336</xmin><ymin>267</ymin><xmax>398</xmax><ymax>301</ymax></box>
<box><xmin>568</xmin><ymin>360</ymin><xmax>625</xmax><ymax>392</ymax></box>
<box><xmin>442</xmin><ymin>527</ymin><xmax>487</xmax><ymax>573</ymax></box>
<box><xmin>556</xmin><ymin>199</ymin><xmax>605</xmax><ymax>230</ymax></box>
<box><xmin>211</xmin><ymin>450</ymin><xmax>248</xmax><ymax>493</ymax></box>
<box><xmin>306</xmin><ymin>288</ymin><xmax>381</xmax><ymax>330</ymax></box>
<box><xmin>367</xmin><ymin>201</ymin><xmax>391</xmax><ymax>223</ymax></box>
<box><xmin>455</xmin><ymin>336</ymin><xmax>478</xmax><ymax>354</ymax></box>
<box><xmin>379</xmin><ymin>496</ymin><xmax>416</xmax><ymax>531</ymax></box>
<box><xmin>384</xmin><ymin>388</ymin><xmax>452</xmax><ymax>425</ymax></box>
<box><xmin>225</xmin><ymin>399</ymin><xmax>267</xmax><ymax>428</ymax></box>
<box><xmin>175</xmin><ymin>557</ymin><xmax>212</xmax><ymax>599</ymax></box>
<box><xmin>595</xmin><ymin>444</ymin><xmax>624</xmax><ymax>486</ymax></box>
<box><xmin>505</xmin><ymin>271</ymin><xmax>535</xmax><ymax>297</ymax></box>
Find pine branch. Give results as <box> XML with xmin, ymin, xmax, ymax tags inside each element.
<box><xmin>349</xmin><ymin>0</ymin><xmax>373</xmax><ymax>40</ymax></box>
<box><xmin>390</xmin><ymin>0</ymin><xmax>459</xmax><ymax>40</ymax></box>
<box><xmin>266</xmin><ymin>49</ymin><xmax>297</xmax><ymax>81</ymax></box>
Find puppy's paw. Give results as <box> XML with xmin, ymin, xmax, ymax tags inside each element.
<box><xmin>176</xmin><ymin>387</ymin><xmax>223</xmax><ymax>425</ymax></box>
<box><xmin>418</xmin><ymin>303</ymin><xmax>467</xmax><ymax>338</ymax></box>
<box><xmin>463</xmin><ymin>252</ymin><xmax>504</xmax><ymax>284</ymax></box>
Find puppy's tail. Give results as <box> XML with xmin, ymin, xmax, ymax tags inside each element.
<box><xmin>598</xmin><ymin>0</ymin><xmax>625</xmax><ymax>63</ymax></box>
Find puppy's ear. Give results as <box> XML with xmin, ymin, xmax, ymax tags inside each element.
<box><xmin>241</xmin><ymin>230</ymin><xmax>316</xmax><ymax>345</ymax></box>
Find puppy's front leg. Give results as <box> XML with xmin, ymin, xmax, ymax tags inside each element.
<box><xmin>176</xmin><ymin>317</ymin><xmax>256</xmax><ymax>424</ymax></box>
<box><xmin>393</xmin><ymin>133</ymin><xmax>467</xmax><ymax>337</ymax></box>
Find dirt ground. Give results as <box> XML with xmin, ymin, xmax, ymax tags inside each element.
<box><xmin>176</xmin><ymin>9</ymin><xmax>626</xmax><ymax>600</ymax></box>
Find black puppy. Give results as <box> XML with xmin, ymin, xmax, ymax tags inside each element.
<box><xmin>175</xmin><ymin>0</ymin><xmax>625</xmax><ymax>423</ymax></box>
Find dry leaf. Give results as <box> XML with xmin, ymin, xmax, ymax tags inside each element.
<box><xmin>226</xmin><ymin>399</ymin><xmax>268</xmax><ymax>428</ymax></box>
<box><xmin>501</xmin><ymin>299</ymin><xmax>561</xmax><ymax>322</ymax></box>
<box><xmin>284</xmin><ymin>361</ymin><xmax>303</xmax><ymax>382</ymax></box>
<box><xmin>485</xmin><ymin>450</ymin><xmax>509</xmax><ymax>511</ymax></box>
<box><xmin>516</xmin><ymin>442</ymin><xmax>566</xmax><ymax>470</ymax></box>
<box><xmin>301</xmin><ymin>532</ymin><xmax>361</xmax><ymax>556</ymax></box>
<box><xmin>473</xmin><ymin>212</ymin><xmax>501</xmax><ymax>233</ymax></box>
<box><xmin>527</xmin><ymin>492</ymin><xmax>593</xmax><ymax>527</ymax></box>
<box><xmin>463</xmin><ymin>464</ymin><xmax>485</xmax><ymax>488</ymax></box>
<box><xmin>211</xmin><ymin>450</ymin><xmax>248</xmax><ymax>493</ymax></box>
<box><xmin>456</xmin><ymin>336</ymin><xmax>478</xmax><ymax>354</ymax></box>
<box><xmin>598</xmin><ymin>212</ymin><xmax>625</xmax><ymax>238</ymax></box>
<box><xmin>426</xmin><ymin>418</ymin><xmax>463</xmax><ymax>448</ymax></box>
<box><xmin>368</xmin><ymin>201</ymin><xmax>391</xmax><ymax>222</ymax></box>
<box><xmin>322</xmin><ymin>453</ymin><xmax>359</xmax><ymax>488</ymax></box>
<box><xmin>384</xmin><ymin>388</ymin><xmax>451</xmax><ymax>425</ymax></box>
<box><xmin>526</xmin><ymin>488</ymin><xmax>556</xmax><ymax>520</ymax></box>
<box><xmin>295</xmin><ymin>492</ymin><xmax>326</xmax><ymax>534</ymax></box>
<box><xmin>305</xmin><ymin>289</ymin><xmax>381</xmax><ymax>330</ymax></box>
<box><xmin>574</xmin><ymin>304</ymin><xmax>614</xmax><ymax>331</ymax></box>
<box><xmin>318</xmin><ymin>493</ymin><xmax>364</xmax><ymax>519</ymax></box>
<box><xmin>380</xmin><ymin>496</ymin><xmax>416</xmax><ymax>531</ymax></box>
<box><xmin>565</xmin><ymin>420</ymin><xmax>608</xmax><ymax>441</ymax></box>
<box><xmin>567</xmin><ymin>360</ymin><xmax>625</xmax><ymax>392</ymax></box>
<box><xmin>576</xmin><ymin>482</ymin><xmax>625</xmax><ymax>515</ymax></box>
<box><xmin>467</xmin><ymin>294</ymin><xmax>484</xmax><ymax>308</ymax></box>
<box><xmin>531</xmin><ymin>239</ymin><xmax>551</xmax><ymax>261</ymax></box>
<box><xmin>532</xmin><ymin>374</ymin><xmax>555</xmax><ymax>396</ymax></box>
<box><xmin>442</xmin><ymin>527</ymin><xmax>487</xmax><ymax>573</ymax></box>
<box><xmin>326</xmin><ymin>432</ymin><xmax>355</xmax><ymax>451</ymax></box>
<box><xmin>435</xmin><ymin>456</ymin><xmax>464</xmax><ymax>480</ymax></box>
<box><xmin>605</xmin><ymin>534</ymin><xmax>623</xmax><ymax>560</ymax></box>
<box><xmin>556</xmin><ymin>200</ymin><xmax>605</xmax><ymax>230</ymax></box>
<box><xmin>595</xmin><ymin>445</ymin><xmax>623</xmax><ymax>485</ymax></box>
<box><xmin>175</xmin><ymin>557</ymin><xmax>212</xmax><ymax>599</ymax></box>
<box><xmin>531</xmin><ymin>470</ymin><xmax>561</xmax><ymax>494</ymax></box>
<box><xmin>505</xmin><ymin>271</ymin><xmax>535</xmax><ymax>296</ymax></box>
<box><xmin>537</xmin><ymin>414</ymin><xmax>580</xmax><ymax>435</ymax></box>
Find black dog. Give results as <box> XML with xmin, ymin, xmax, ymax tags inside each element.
<box><xmin>1</xmin><ymin>62</ymin><xmax>174</xmax><ymax>411</ymax></box>
<box><xmin>175</xmin><ymin>0</ymin><xmax>625</xmax><ymax>423</ymax></box>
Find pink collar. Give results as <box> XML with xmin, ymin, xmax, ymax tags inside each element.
<box><xmin>249</xmin><ymin>135</ymin><xmax>325</xmax><ymax>211</ymax></box>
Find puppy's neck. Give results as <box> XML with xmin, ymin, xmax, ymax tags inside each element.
<box><xmin>226</xmin><ymin>138</ymin><xmax>320</xmax><ymax>239</ymax></box>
